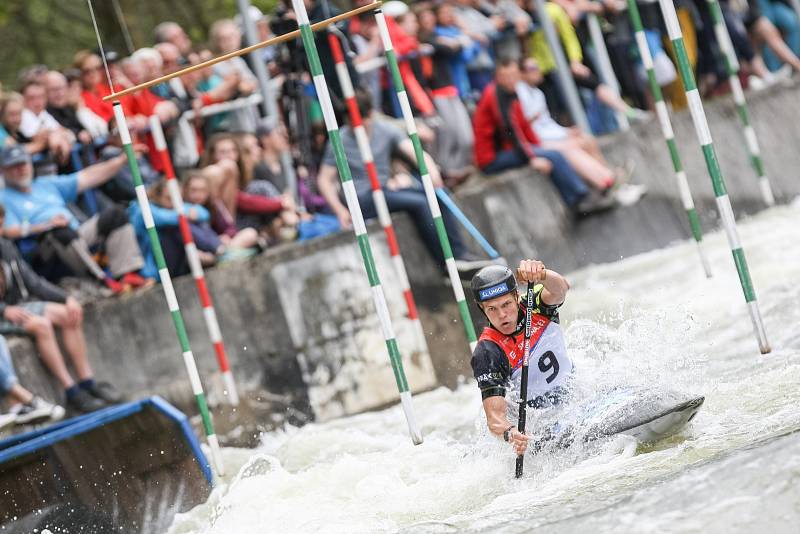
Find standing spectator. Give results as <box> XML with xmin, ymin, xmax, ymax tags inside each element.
<box><xmin>431</xmin><ymin>2</ymin><xmax>481</xmax><ymax>99</ymax></box>
<box><xmin>526</xmin><ymin>1</ymin><xmax>650</xmax><ymax>123</ymax></box>
<box><xmin>416</xmin><ymin>4</ymin><xmax>476</xmax><ymax>185</ymax></box>
<box><xmin>0</xmin><ymin>207</ymin><xmax>122</xmax><ymax>413</ymax></box>
<box><xmin>350</xmin><ymin>11</ymin><xmax>385</xmax><ymax>110</ymax></box>
<box><xmin>181</xmin><ymin>47</ymin><xmax>243</xmax><ymax>137</ymax></box>
<box><xmin>317</xmin><ymin>89</ymin><xmax>495</xmax><ymax>274</ymax></box>
<box><xmin>0</xmin><ymin>334</ymin><xmax>65</xmax><ymax>428</ymax></box>
<box><xmin>473</xmin><ymin>59</ymin><xmax>614</xmax><ymax>214</ymax></box>
<box><xmin>484</xmin><ymin>0</ymin><xmax>535</xmax><ymax>60</ymax></box>
<box><xmin>453</xmin><ymin>0</ymin><xmax>501</xmax><ymax>94</ymax></box>
<box><xmin>385</xmin><ymin>4</ymin><xmax>437</xmax><ymax>117</ymax></box>
<box><xmin>210</xmin><ymin>19</ymin><xmax>259</xmax><ymax>133</ymax></box>
<box><xmin>0</xmin><ymin>145</ymin><xmax>147</xmax><ymax>292</ymax></box>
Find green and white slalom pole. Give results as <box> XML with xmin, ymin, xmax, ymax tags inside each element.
<box><xmin>374</xmin><ymin>8</ymin><xmax>478</xmax><ymax>352</ymax></box>
<box><xmin>657</xmin><ymin>0</ymin><xmax>771</xmax><ymax>354</ymax></box>
<box><xmin>115</xmin><ymin>104</ymin><xmax>225</xmax><ymax>475</ymax></box>
<box><xmin>706</xmin><ymin>0</ymin><xmax>775</xmax><ymax>206</ymax></box>
<box><xmin>327</xmin><ymin>29</ymin><xmax>429</xmax><ymax>356</ymax></box>
<box><xmin>627</xmin><ymin>0</ymin><xmax>712</xmax><ymax>277</ymax></box>
<box><xmin>150</xmin><ymin>115</ymin><xmax>239</xmax><ymax>405</ymax></box>
<box><xmin>87</xmin><ymin>0</ymin><xmax>224</xmax><ymax>476</ymax></box>
<box><xmin>291</xmin><ymin>0</ymin><xmax>422</xmax><ymax>444</ymax></box>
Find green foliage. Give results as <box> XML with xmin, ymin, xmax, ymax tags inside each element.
<box><xmin>0</xmin><ymin>0</ymin><xmax>279</xmax><ymax>89</ymax></box>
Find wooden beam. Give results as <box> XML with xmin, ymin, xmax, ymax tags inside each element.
<box><xmin>103</xmin><ymin>1</ymin><xmax>382</xmax><ymax>101</ymax></box>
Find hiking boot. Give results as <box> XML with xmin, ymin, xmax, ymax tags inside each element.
<box><xmin>574</xmin><ymin>190</ymin><xmax>617</xmax><ymax>216</ymax></box>
<box><xmin>84</xmin><ymin>381</ymin><xmax>124</xmax><ymax>404</ymax></box>
<box><xmin>67</xmin><ymin>388</ymin><xmax>106</xmax><ymax>413</ymax></box>
<box><xmin>453</xmin><ymin>252</ymin><xmax>497</xmax><ymax>273</ymax></box>
<box><xmin>14</xmin><ymin>396</ymin><xmax>65</xmax><ymax>424</ymax></box>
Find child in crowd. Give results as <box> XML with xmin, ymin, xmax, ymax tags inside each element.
<box><xmin>182</xmin><ymin>173</ymin><xmax>260</xmax><ymax>255</ymax></box>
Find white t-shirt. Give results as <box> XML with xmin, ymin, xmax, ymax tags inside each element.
<box><xmin>515</xmin><ymin>81</ymin><xmax>568</xmax><ymax>142</ymax></box>
<box><xmin>20</xmin><ymin>108</ymin><xmax>61</xmax><ymax>138</ymax></box>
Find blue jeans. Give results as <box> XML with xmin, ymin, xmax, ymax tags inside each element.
<box><xmin>481</xmin><ymin>147</ymin><xmax>589</xmax><ymax>207</ymax></box>
<box><xmin>0</xmin><ymin>336</ymin><xmax>17</xmax><ymax>400</ymax></box>
<box><xmin>759</xmin><ymin>0</ymin><xmax>800</xmax><ymax>71</ymax></box>
<box><xmin>357</xmin><ymin>186</ymin><xmax>468</xmax><ymax>267</ymax></box>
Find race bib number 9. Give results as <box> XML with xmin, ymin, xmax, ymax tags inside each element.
<box><xmin>521</xmin><ymin>322</ymin><xmax>572</xmax><ymax>397</ymax></box>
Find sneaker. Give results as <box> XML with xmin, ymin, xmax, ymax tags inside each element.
<box><xmin>67</xmin><ymin>388</ymin><xmax>106</xmax><ymax>413</ymax></box>
<box><xmin>14</xmin><ymin>396</ymin><xmax>65</xmax><ymax>425</ymax></box>
<box><xmin>84</xmin><ymin>381</ymin><xmax>124</xmax><ymax>404</ymax></box>
<box><xmin>614</xmin><ymin>183</ymin><xmax>649</xmax><ymax>207</ymax></box>
<box><xmin>748</xmin><ymin>75</ymin><xmax>768</xmax><ymax>91</ymax></box>
<box><xmin>574</xmin><ymin>190</ymin><xmax>617</xmax><ymax>216</ymax></box>
<box><xmin>613</xmin><ymin>159</ymin><xmax>637</xmax><ymax>187</ymax></box>
<box><xmin>104</xmin><ymin>277</ymin><xmax>129</xmax><ymax>295</ymax></box>
<box><xmin>627</xmin><ymin>108</ymin><xmax>654</xmax><ymax>123</ymax></box>
<box><xmin>0</xmin><ymin>412</ymin><xmax>16</xmax><ymax>431</ymax></box>
<box><xmin>453</xmin><ymin>252</ymin><xmax>498</xmax><ymax>273</ymax></box>
<box><xmin>120</xmin><ymin>272</ymin><xmax>155</xmax><ymax>289</ymax></box>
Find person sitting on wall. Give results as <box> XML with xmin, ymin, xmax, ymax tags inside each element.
<box><xmin>0</xmin><ymin>144</ymin><xmax>149</xmax><ymax>293</ymax></box>
<box><xmin>0</xmin><ymin>334</ymin><xmax>65</xmax><ymax>430</ymax></box>
<box><xmin>316</xmin><ymin>88</ymin><xmax>497</xmax><ymax>275</ymax></box>
<box><xmin>472</xmin><ymin>58</ymin><xmax>615</xmax><ymax>215</ymax></box>
<box><xmin>0</xmin><ymin>204</ymin><xmax>123</xmax><ymax>413</ymax></box>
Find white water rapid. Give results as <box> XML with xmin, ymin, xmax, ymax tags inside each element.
<box><xmin>169</xmin><ymin>202</ymin><xmax>800</xmax><ymax>534</ymax></box>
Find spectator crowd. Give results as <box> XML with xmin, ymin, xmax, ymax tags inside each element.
<box><xmin>1</xmin><ymin>0</ymin><xmax>799</xmax><ymax>426</ymax></box>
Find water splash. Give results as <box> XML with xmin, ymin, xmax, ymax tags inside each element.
<box><xmin>170</xmin><ymin>205</ymin><xmax>800</xmax><ymax>533</ymax></box>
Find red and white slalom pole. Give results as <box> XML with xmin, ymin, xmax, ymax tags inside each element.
<box><xmin>327</xmin><ymin>31</ymin><xmax>428</xmax><ymax>354</ymax></box>
<box><xmin>149</xmin><ymin>115</ymin><xmax>240</xmax><ymax>405</ymax></box>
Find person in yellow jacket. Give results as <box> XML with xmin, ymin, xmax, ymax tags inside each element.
<box><xmin>526</xmin><ymin>1</ymin><xmax>650</xmax><ymax>122</ymax></box>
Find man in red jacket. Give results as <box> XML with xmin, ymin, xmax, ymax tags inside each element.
<box><xmin>473</xmin><ymin>59</ymin><xmax>614</xmax><ymax>214</ymax></box>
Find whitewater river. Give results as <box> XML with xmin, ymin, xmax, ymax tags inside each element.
<box><xmin>169</xmin><ymin>202</ymin><xmax>800</xmax><ymax>534</ymax></box>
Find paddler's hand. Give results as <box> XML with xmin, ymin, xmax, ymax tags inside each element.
<box><xmin>517</xmin><ymin>259</ymin><xmax>547</xmax><ymax>283</ymax></box>
<box><xmin>508</xmin><ymin>428</ymin><xmax>530</xmax><ymax>456</ymax></box>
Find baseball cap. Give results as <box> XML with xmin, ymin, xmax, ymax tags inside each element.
<box><xmin>0</xmin><ymin>145</ymin><xmax>31</xmax><ymax>167</ymax></box>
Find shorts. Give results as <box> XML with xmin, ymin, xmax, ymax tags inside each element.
<box><xmin>0</xmin><ymin>301</ymin><xmax>47</xmax><ymax>336</ymax></box>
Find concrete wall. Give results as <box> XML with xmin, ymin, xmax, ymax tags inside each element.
<box><xmin>455</xmin><ymin>81</ymin><xmax>800</xmax><ymax>273</ymax></box>
<box><xmin>7</xmin><ymin>82</ymin><xmax>800</xmax><ymax>435</ymax></box>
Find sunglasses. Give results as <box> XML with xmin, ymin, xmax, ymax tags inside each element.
<box><xmin>82</xmin><ymin>65</ymin><xmax>103</xmax><ymax>74</ymax></box>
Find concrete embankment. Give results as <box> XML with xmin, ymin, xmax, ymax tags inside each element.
<box><xmin>8</xmin><ymin>81</ymin><xmax>800</xmax><ymax>440</ymax></box>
